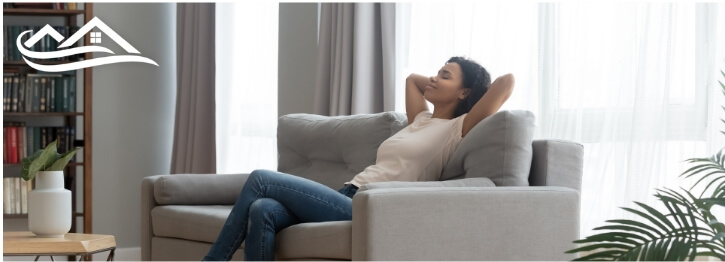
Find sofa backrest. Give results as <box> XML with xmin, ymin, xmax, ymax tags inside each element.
<box><xmin>277</xmin><ymin>111</ymin><xmax>583</xmax><ymax>192</ymax></box>
<box><xmin>277</xmin><ymin>112</ymin><xmax>407</xmax><ymax>189</ymax></box>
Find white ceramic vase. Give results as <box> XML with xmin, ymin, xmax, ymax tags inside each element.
<box><xmin>28</xmin><ymin>171</ymin><xmax>71</xmax><ymax>238</ymax></box>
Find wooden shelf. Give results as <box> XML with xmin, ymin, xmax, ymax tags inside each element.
<box><xmin>3</xmin><ymin>8</ymin><xmax>84</xmax><ymax>17</ymax></box>
<box><xmin>3</xmin><ymin>112</ymin><xmax>84</xmax><ymax>117</ymax></box>
<box><xmin>3</xmin><ymin>3</ymin><xmax>93</xmax><ymax>235</ymax></box>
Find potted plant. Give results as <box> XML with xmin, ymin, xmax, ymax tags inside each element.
<box><xmin>566</xmin><ymin>71</ymin><xmax>725</xmax><ymax>260</ymax></box>
<box><xmin>21</xmin><ymin>139</ymin><xmax>80</xmax><ymax>238</ymax></box>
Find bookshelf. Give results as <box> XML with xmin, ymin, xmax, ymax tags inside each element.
<box><xmin>3</xmin><ymin>3</ymin><xmax>93</xmax><ymax>235</ymax></box>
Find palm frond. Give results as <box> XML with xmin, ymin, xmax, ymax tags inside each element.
<box><xmin>700</xmin><ymin>198</ymin><xmax>725</xmax><ymax>208</ymax></box>
<box><xmin>572</xmin><ymin>250</ymin><xmax>623</xmax><ymax>261</ymax></box>
<box><xmin>606</xmin><ymin>219</ymin><xmax>665</xmax><ymax>237</ymax></box>
<box><xmin>566</xmin><ymin>242</ymin><xmax>634</xmax><ymax>253</ymax></box>
<box><xmin>570</xmin><ymin>70</ymin><xmax>725</xmax><ymax>261</ymax></box>
<box><xmin>698</xmin><ymin>242</ymin><xmax>725</xmax><ymax>260</ymax></box>
<box><xmin>593</xmin><ymin>224</ymin><xmax>658</xmax><ymax>240</ymax></box>
<box><xmin>698</xmin><ymin>173</ymin><xmax>725</xmax><ymax>198</ymax></box>
<box><xmin>628</xmin><ymin>202</ymin><xmax>676</xmax><ymax>232</ymax></box>
<box><xmin>573</xmin><ymin>232</ymin><xmax>645</xmax><ymax>246</ymax></box>
<box><xmin>656</xmin><ymin>190</ymin><xmax>696</xmax><ymax>229</ymax></box>
<box><xmin>640</xmin><ymin>238</ymin><xmax>694</xmax><ymax>261</ymax></box>
<box><xmin>680</xmin><ymin>162</ymin><xmax>722</xmax><ymax>180</ymax></box>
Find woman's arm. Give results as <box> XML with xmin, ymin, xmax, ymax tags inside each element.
<box><xmin>405</xmin><ymin>74</ymin><xmax>430</xmax><ymax>125</ymax></box>
<box><xmin>461</xmin><ymin>74</ymin><xmax>515</xmax><ymax>137</ymax></box>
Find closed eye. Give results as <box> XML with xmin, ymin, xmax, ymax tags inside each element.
<box><xmin>439</xmin><ymin>69</ymin><xmax>452</xmax><ymax>79</ymax></box>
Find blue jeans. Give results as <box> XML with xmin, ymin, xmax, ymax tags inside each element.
<box><xmin>202</xmin><ymin>169</ymin><xmax>358</xmax><ymax>261</ymax></box>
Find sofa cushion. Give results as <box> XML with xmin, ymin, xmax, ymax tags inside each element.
<box><xmin>152</xmin><ymin>205</ymin><xmax>233</xmax><ymax>244</ymax></box>
<box><xmin>359</xmin><ymin>177</ymin><xmax>496</xmax><ymax>192</ymax></box>
<box><xmin>440</xmin><ymin>110</ymin><xmax>536</xmax><ymax>186</ymax></box>
<box><xmin>277</xmin><ymin>112</ymin><xmax>407</xmax><ymax>189</ymax></box>
<box><xmin>275</xmin><ymin>221</ymin><xmax>352</xmax><ymax>260</ymax></box>
<box><xmin>154</xmin><ymin>174</ymin><xmax>248</xmax><ymax>205</ymax></box>
<box><xmin>152</xmin><ymin>237</ymin><xmax>245</xmax><ymax>261</ymax></box>
<box><xmin>152</xmin><ymin>205</ymin><xmax>352</xmax><ymax>260</ymax></box>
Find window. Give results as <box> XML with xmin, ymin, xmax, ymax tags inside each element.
<box><xmin>90</xmin><ymin>32</ymin><xmax>101</xmax><ymax>44</ymax></box>
<box><xmin>400</xmin><ymin>2</ymin><xmax>724</xmax><ymax>238</ymax></box>
<box><xmin>215</xmin><ymin>2</ymin><xmax>279</xmax><ymax>174</ymax></box>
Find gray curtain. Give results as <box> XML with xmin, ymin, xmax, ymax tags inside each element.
<box><xmin>171</xmin><ymin>3</ymin><xmax>216</xmax><ymax>174</ymax></box>
<box><xmin>314</xmin><ymin>3</ymin><xmax>396</xmax><ymax>116</ymax></box>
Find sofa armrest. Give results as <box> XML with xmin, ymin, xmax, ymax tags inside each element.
<box><xmin>141</xmin><ymin>174</ymin><xmax>248</xmax><ymax>261</ymax></box>
<box><xmin>141</xmin><ymin>175</ymin><xmax>163</xmax><ymax>261</ymax></box>
<box><xmin>530</xmin><ymin>139</ymin><xmax>584</xmax><ymax>191</ymax></box>
<box><xmin>152</xmin><ymin>173</ymin><xmax>249</xmax><ymax>205</ymax></box>
<box><xmin>358</xmin><ymin>177</ymin><xmax>495</xmax><ymax>191</ymax></box>
<box><xmin>351</xmin><ymin>186</ymin><xmax>580</xmax><ymax>261</ymax></box>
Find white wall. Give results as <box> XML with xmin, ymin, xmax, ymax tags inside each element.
<box><xmin>278</xmin><ymin>3</ymin><xmax>319</xmax><ymax>116</ymax></box>
<box><xmin>92</xmin><ymin>2</ymin><xmax>176</xmax><ymax>253</ymax></box>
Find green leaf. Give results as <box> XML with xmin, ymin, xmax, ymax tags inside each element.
<box><xmin>657</xmin><ymin>194</ymin><xmax>686</xmax><ymax>229</ymax></box>
<box><xmin>594</xmin><ymin>224</ymin><xmax>657</xmax><ymax>240</ymax></box>
<box><xmin>627</xmin><ymin>203</ymin><xmax>674</xmax><ymax>232</ymax></box>
<box><xmin>712</xmin><ymin>232</ymin><xmax>725</xmax><ymax>242</ymax></box>
<box><xmin>699</xmin><ymin>242</ymin><xmax>725</xmax><ymax>257</ymax></box>
<box><xmin>607</xmin><ymin>219</ymin><xmax>664</xmax><ymax>237</ymax></box>
<box><xmin>566</xmin><ymin>242</ymin><xmax>633</xmax><ymax>253</ymax></box>
<box><xmin>48</xmin><ymin>147</ymin><xmax>80</xmax><ymax>171</ymax></box>
<box><xmin>665</xmin><ymin>238</ymin><xmax>696</xmax><ymax>261</ymax></box>
<box><xmin>573</xmin><ymin>231</ymin><xmax>647</xmax><ymax>245</ymax></box>
<box><xmin>571</xmin><ymin>250</ymin><xmax>624</xmax><ymax>261</ymax></box>
<box><xmin>697</xmin><ymin>172</ymin><xmax>725</xmax><ymax>197</ymax></box>
<box><xmin>21</xmin><ymin>140</ymin><xmax>59</xmax><ymax>181</ymax></box>
<box><xmin>20</xmin><ymin>150</ymin><xmax>44</xmax><ymax>180</ymax></box>
<box><xmin>701</xmin><ymin>198</ymin><xmax>725</xmax><ymax>207</ymax></box>
<box><xmin>681</xmin><ymin>164</ymin><xmax>720</xmax><ymax>179</ymax></box>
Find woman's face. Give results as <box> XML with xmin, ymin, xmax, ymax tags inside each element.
<box><xmin>424</xmin><ymin>62</ymin><xmax>469</xmax><ymax>104</ymax></box>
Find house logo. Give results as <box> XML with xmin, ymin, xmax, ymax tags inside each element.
<box><xmin>17</xmin><ymin>16</ymin><xmax>159</xmax><ymax>72</ymax></box>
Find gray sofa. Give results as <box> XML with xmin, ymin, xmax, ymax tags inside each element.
<box><xmin>141</xmin><ymin>110</ymin><xmax>583</xmax><ymax>261</ymax></box>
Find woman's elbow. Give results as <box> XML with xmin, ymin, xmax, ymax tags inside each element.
<box><xmin>491</xmin><ymin>74</ymin><xmax>515</xmax><ymax>96</ymax></box>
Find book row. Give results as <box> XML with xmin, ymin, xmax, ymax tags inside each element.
<box><xmin>3</xmin><ymin>177</ymin><xmax>32</xmax><ymax>215</ymax></box>
<box><xmin>3</xmin><ymin>122</ymin><xmax>77</xmax><ymax>164</ymax></box>
<box><xmin>4</xmin><ymin>25</ymin><xmax>82</xmax><ymax>62</ymax></box>
<box><xmin>3</xmin><ymin>74</ymin><xmax>77</xmax><ymax>113</ymax></box>
<box><xmin>3</xmin><ymin>3</ymin><xmax>80</xmax><ymax>10</ymax></box>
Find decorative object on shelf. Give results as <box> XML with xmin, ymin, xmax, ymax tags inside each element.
<box><xmin>566</xmin><ymin>71</ymin><xmax>725</xmax><ymax>261</ymax></box>
<box><xmin>23</xmin><ymin>140</ymin><xmax>80</xmax><ymax>237</ymax></box>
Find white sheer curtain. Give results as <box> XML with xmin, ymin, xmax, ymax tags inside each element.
<box><xmin>215</xmin><ymin>3</ymin><xmax>279</xmax><ymax>174</ymax></box>
<box><xmin>400</xmin><ymin>2</ymin><xmax>725</xmax><ymax>237</ymax></box>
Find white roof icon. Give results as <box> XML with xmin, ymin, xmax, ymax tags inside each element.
<box><xmin>24</xmin><ymin>16</ymin><xmax>140</xmax><ymax>54</ymax></box>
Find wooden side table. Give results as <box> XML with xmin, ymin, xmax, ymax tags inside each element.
<box><xmin>3</xmin><ymin>232</ymin><xmax>116</xmax><ymax>261</ymax></box>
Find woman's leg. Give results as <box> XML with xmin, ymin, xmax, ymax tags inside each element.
<box><xmin>244</xmin><ymin>198</ymin><xmax>299</xmax><ymax>260</ymax></box>
<box><xmin>203</xmin><ymin>169</ymin><xmax>353</xmax><ymax>261</ymax></box>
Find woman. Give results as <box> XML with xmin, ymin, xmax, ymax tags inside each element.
<box><xmin>203</xmin><ymin>56</ymin><xmax>514</xmax><ymax>261</ymax></box>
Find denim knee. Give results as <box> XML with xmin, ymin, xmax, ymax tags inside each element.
<box><xmin>249</xmin><ymin>198</ymin><xmax>276</xmax><ymax>217</ymax></box>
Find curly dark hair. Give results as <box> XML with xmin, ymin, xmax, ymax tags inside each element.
<box><xmin>447</xmin><ymin>56</ymin><xmax>491</xmax><ymax>118</ymax></box>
